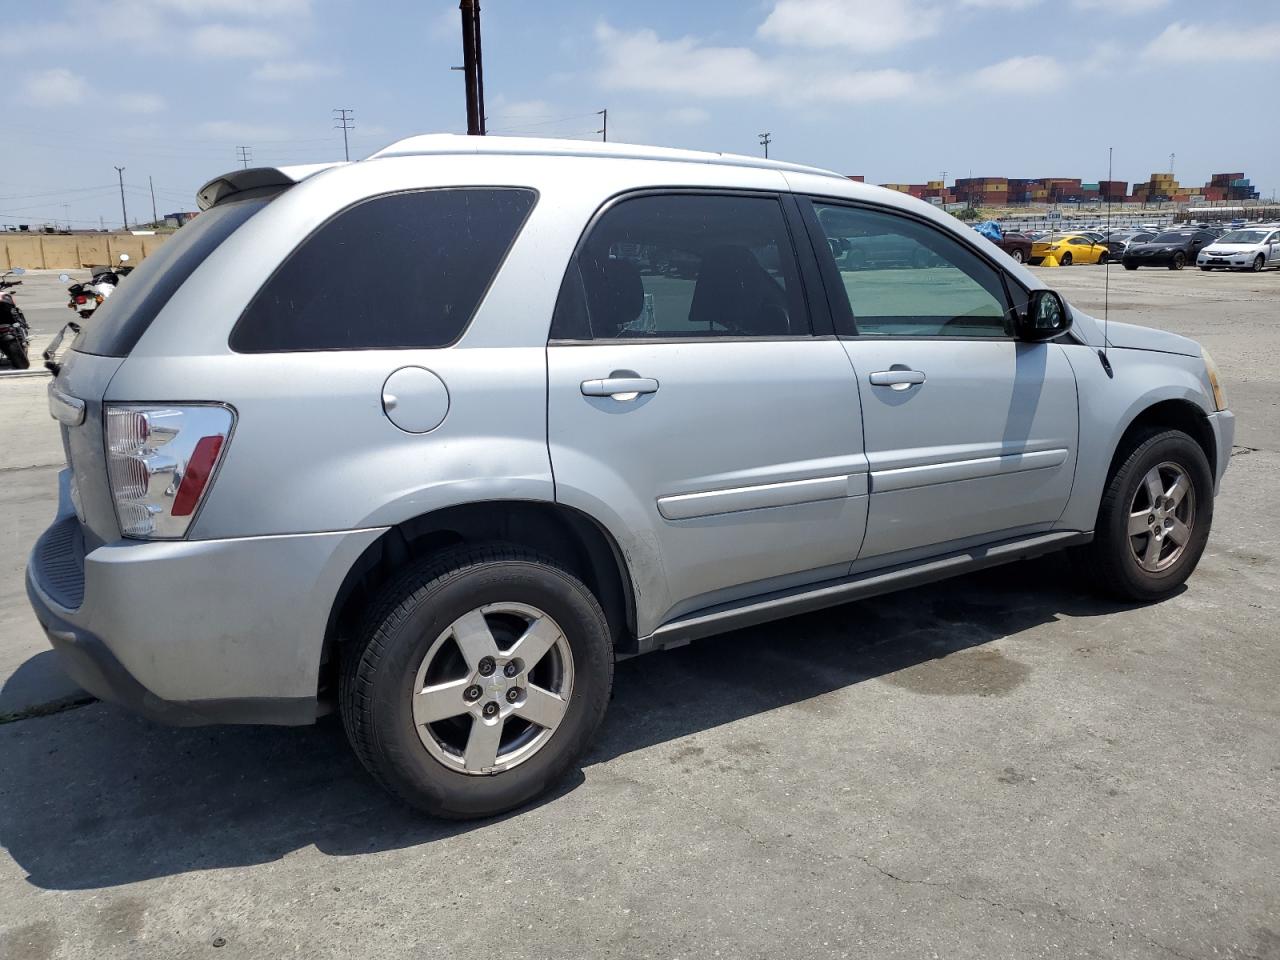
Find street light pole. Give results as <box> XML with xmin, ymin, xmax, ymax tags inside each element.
<box><xmin>459</xmin><ymin>0</ymin><xmax>486</xmax><ymax>135</ymax></box>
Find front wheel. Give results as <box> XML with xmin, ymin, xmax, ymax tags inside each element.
<box><xmin>1097</xmin><ymin>251</ymin><xmax>1109</xmax><ymax>265</ymax></box>
<box><xmin>341</xmin><ymin>544</ymin><xmax>614</xmax><ymax>818</ymax></box>
<box><xmin>1009</xmin><ymin>248</ymin><xmax>1025</xmax><ymax>263</ymax></box>
<box><xmin>1</xmin><ymin>339</ymin><xmax>29</xmax><ymax>370</ymax></box>
<box><xmin>1079</xmin><ymin>429</ymin><xmax>1213</xmax><ymax>602</ymax></box>
<box><xmin>1124</xmin><ymin>262</ymin><xmax>1139</xmax><ymax>271</ymax></box>
<box><xmin>1252</xmin><ymin>254</ymin><xmax>1265</xmax><ymax>273</ymax></box>
<box><xmin>1170</xmin><ymin>252</ymin><xmax>1186</xmax><ymax>270</ymax></box>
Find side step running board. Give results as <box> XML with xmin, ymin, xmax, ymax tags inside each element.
<box><xmin>637</xmin><ymin>530</ymin><xmax>1092</xmax><ymax>654</ymax></box>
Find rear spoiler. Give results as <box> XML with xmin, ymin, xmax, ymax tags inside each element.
<box><xmin>196</xmin><ymin>162</ymin><xmax>345</xmax><ymax>210</ymax></box>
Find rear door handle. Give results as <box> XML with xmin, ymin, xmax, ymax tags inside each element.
<box><xmin>581</xmin><ymin>377</ymin><xmax>659</xmax><ymax>399</ymax></box>
<box><xmin>869</xmin><ymin>369</ymin><xmax>926</xmax><ymax>390</ymax></box>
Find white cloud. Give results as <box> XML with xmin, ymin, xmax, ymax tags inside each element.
<box><xmin>1143</xmin><ymin>21</ymin><xmax>1280</xmax><ymax>62</ymax></box>
<box><xmin>22</xmin><ymin>68</ymin><xmax>88</xmax><ymax>107</ymax></box>
<box><xmin>971</xmin><ymin>55</ymin><xmax>1066</xmax><ymax>92</ymax></box>
<box><xmin>597</xmin><ymin>23</ymin><xmax>784</xmax><ymax>98</ymax></box>
<box><xmin>961</xmin><ymin>0</ymin><xmax>1040</xmax><ymax>8</ymax></box>
<box><xmin>119</xmin><ymin>92</ymin><xmax>166</xmax><ymax>113</ymax></box>
<box><xmin>666</xmin><ymin>106</ymin><xmax>710</xmax><ymax>126</ymax></box>
<box><xmin>192</xmin><ymin>23</ymin><xmax>289</xmax><ymax>58</ymax></box>
<box><xmin>250</xmin><ymin>60</ymin><xmax>337</xmax><ymax>82</ymax></box>
<box><xmin>758</xmin><ymin>0</ymin><xmax>942</xmax><ymax>53</ymax></box>
<box><xmin>152</xmin><ymin>0</ymin><xmax>310</xmax><ymax>16</ymax></box>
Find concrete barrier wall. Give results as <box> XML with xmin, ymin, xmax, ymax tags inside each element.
<box><xmin>1</xmin><ymin>233</ymin><xmax>169</xmax><ymax>270</ymax></box>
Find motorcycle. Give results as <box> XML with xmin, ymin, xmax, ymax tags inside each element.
<box><xmin>0</xmin><ymin>268</ymin><xmax>31</xmax><ymax>369</ymax></box>
<box><xmin>60</xmin><ymin>252</ymin><xmax>131</xmax><ymax>320</ymax></box>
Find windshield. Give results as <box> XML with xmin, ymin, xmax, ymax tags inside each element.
<box><xmin>75</xmin><ymin>196</ymin><xmax>270</xmax><ymax>357</ymax></box>
<box><xmin>1152</xmin><ymin>233</ymin><xmax>1190</xmax><ymax>244</ymax></box>
<box><xmin>1218</xmin><ymin>230</ymin><xmax>1269</xmax><ymax>244</ymax></box>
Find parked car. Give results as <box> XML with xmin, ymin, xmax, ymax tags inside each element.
<box><xmin>1106</xmin><ymin>231</ymin><xmax>1156</xmax><ymax>259</ymax></box>
<box><xmin>1197</xmin><ymin>227</ymin><xmax>1280</xmax><ymax>272</ymax></box>
<box><xmin>27</xmin><ymin>135</ymin><xmax>1234</xmax><ymax>818</ymax></box>
<box><xmin>1123</xmin><ymin>230</ymin><xmax>1219</xmax><ymax>270</ymax></box>
<box><xmin>1030</xmin><ymin>233</ymin><xmax>1110</xmax><ymax>265</ymax></box>
<box><xmin>994</xmin><ymin>231</ymin><xmax>1033</xmax><ymax>263</ymax></box>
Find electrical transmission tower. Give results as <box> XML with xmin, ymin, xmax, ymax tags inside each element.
<box><xmin>334</xmin><ymin>108</ymin><xmax>354</xmax><ymax>161</ymax></box>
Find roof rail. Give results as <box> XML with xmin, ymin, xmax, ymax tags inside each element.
<box><xmin>368</xmin><ymin>134</ymin><xmax>846</xmax><ymax>181</ymax></box>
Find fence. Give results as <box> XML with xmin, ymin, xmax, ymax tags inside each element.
<box><xmin>1</xmin><ymin>233</ymin><xmax>169</xmax><ymax>270</ymax></box>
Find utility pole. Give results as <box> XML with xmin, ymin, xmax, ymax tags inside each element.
<box><xmin>597</xmin><ymin>108</ymin><xmax>608</xmax><ymax>142</ymax></box>
<box><xmin>114</xmin><ymin>166</ymin><xmax>128</xmax><ymax>231</ymax></box>
<box><xmin>148</xmin><ymin>176</ymin><xmax>157</xmax><ymax>227</ymax></box>
<box><xmin>333</xmin><ymin>108</ymin><xmax>354</xmax><ymax>161</ymax></box>
<box><xmin>758</xmin><ymin>131</ymin><xmax>771</xmax><ymax>158</ymax></box>
<box><xmin>459</xmin><ymin>0</ymin><xmax>486</xmax><ymax>135</ymax></box>
<box><xmin>63</xmin><ymin>204</ymin><xmax>69</xmax><ymax>232</ymax></box>
<box><xmin>1169</xmin><ymin>152</ymin><xmax>1175</xmax><ymax>176</ymax></box>
<box><xmin>236</xmin><ymin>145</ymin><xmax>252</xmax><ymax>168</ymax></box>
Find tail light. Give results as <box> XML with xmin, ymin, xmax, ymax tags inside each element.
<box><xmin>104</xmin><ymin>404</ymin><xmax>234</xmax><ymax>539</ymax></box>
<box><xmin>74</xmin><ymin>295</ymin><xmax>87</xmax><ymax>304</ymax></box>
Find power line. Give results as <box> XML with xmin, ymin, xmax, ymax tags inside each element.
<box><xmin>333</xmin><ymin>108</ymin><xmax>354</xmax><ymax>162</ymax></box>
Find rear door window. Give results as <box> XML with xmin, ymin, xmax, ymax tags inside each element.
<box><xmin>75</xmin><ymin>196</ymin><xmax>269</xmax><ymax>357</ymax></box>
<box><xmin>232</xmin><ymin>188</ymin><xmax>536</xmax><ymax>352</ymax></box>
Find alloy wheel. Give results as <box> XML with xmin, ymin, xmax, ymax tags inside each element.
<box><xmin>411</xmin><ymin>602</ymin><xmax>574</xmax><ymax>775</ymax></box>
<box><xmin>1128</xmin><ymin>461</ymin><xmax>1196</xmax><ymax>573</ymax></box>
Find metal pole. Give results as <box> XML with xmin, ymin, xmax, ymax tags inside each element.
<box><xmin>472</xmin><ymin>0</ymin><xmax>485</xmax><ymax>135</ymax></box>
<box><xmin>149</xmin><ymin>176</ymin><xmax>157</xmax><ymax>226</ymax></box>
<box><xmin>597</xmin><ymin>109</ymin><xmax>607</xmax><ymax>142</ymax></box>
<box><xmin>115</xmin><ymin>166</ymin><xmax>128</xmax><ymax>230</ymax></box>
<box><xmin>460</xmin><ymin>0</ymin><xmax>480</xmax><ymax>135</ymax></box>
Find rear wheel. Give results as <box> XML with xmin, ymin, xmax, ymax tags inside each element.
<box><xmin>1</xmin><ymin>339</ymin><xmax>29</xmax><ymax>370</ymax></box>
<box><xmin>341</xmin><ymin>544</ymin><xmax>613</xmax><ymax>818</ymax></box>
<box><xmin>1009</xmin><ymin>248</ymin><xmax>1025</xmax><ymax>263</ymax></box>
<box><xmin>1079</xmin><ymin>429</ymin><xmax>1213</xmax><ymax>602</ymax></box>
<box><xmin>1124</xmin><ymin>262</ymin><xmax>1139</xmax><ymax>271</ymax></box>
<box><xmin>1252</xmin><ymin>254</ymin><xmax>1265</xmax><ymax>273</ymax></box>
<box><xmin>1060</xmin><ymin>252</ymin><xmax>1073</xmax><ymax>266</ymax></box>
<box><xmin>1170</xmin><ymin>252</ymin><xmax>1186</xmax><ymax>270</ymax></box>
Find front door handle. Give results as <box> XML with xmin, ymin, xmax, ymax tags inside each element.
<box><xmin>869</xmin><ymin>369</ymin><xmax>926</xmax><ymax>391</ymax></box>
<box><xmin>581</xmin><ymin>377</ymin><xmax>659</xmax><ymax>400</ymax></box>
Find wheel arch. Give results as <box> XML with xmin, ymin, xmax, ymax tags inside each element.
<box><xmin>319</xmin><ymin>499</ymin><xmax>638</xmax><ymax>700</ymax></box>
<box><xmin>1105</xmin><ymin>397</ymin><xmax>1217</xmax><ymax>488</ymax></box>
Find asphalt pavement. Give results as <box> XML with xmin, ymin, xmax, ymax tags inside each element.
<box><xmin>0</xmin><ymin>264</ymin><xmax>1276</xmax><ymax>960</ymax></box>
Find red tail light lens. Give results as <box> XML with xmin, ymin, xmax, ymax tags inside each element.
<box><xmin>74</xmin><ymin>295</ymin><xmax>87</xmax><ymax>304</ymax></box>
<box><xmin>171</xmin><ymin>435</ymin><xmax>225</xmax><ymax>516</ymax></box>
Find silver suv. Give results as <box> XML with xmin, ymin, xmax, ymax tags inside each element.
<box><xmin>27</xmin><ymin>136</ymin><xmax>1234</xmax><ymax>817</ymax></box>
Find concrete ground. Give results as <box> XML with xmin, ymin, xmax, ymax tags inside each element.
<box><xmin>0</xmin><ymin>265</ymin><xmax>1277</xmax><ymax>959</ymax></box>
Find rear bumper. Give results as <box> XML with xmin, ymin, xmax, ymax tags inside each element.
<box><xmin>26</xmin><ymin>472</ymin><xmax>385</xmax><ymax>726</ymax></box>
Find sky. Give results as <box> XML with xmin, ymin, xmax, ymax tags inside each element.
<box><xmin>6</xmin><ymin>0</ymin><xmax>1280</xmax><ymax>229</ymax></box>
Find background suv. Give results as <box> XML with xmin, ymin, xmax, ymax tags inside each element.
<box><xmin>27</xmin><ymin>136</ymin><xmax>1234</xmax><ymax>818</ymax></box>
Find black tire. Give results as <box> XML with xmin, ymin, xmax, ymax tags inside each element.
<box><xmin>340</xmin><ymin>543</ymin><xmax>613</xmax><ymax>819</ymax></box>
<box><xmin>1080</xmin><ymin>429</ymin><xmax>1213</xmax><ymax>602</ymax></box>
<box><xmin>1</xmin><ymin>340</ymin><xmax>29</xmax><ymax>370</ymax></box>
<box><xmin>1170</xmin><ymin>252</ymin><xmax>1186</xmax><ymax>270</ymax></box>
<box><xmin>1098</xmin><ymin>251</ymin><xmax>1109</xmax><ymax>265</ymax></box>
<box><xmin>1252</xmin><ymin>254</ymin><xmax>1265</xmax><ymax>273</ymax></box>
<box><xmin>1124</xmin><ymin>262</ymin><xmax>1139</xmax><ymax>271</ymax></box>
<box><xmin>1060</xmin><ymin>252</ymin><xmax>1073</xmax><ymax>266</ymax></box>
<box><xmin>1009</xmin><ymin>248</ymin><xmax>1025</xmax><ymax>263</ymax></box>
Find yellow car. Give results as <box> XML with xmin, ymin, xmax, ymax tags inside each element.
<box><xmin>1030</xmin><ymin>233</ymin><xmax>1110</xmax><ymax>266</ymax></box>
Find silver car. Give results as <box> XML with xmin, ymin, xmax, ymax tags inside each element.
<box><xmin>27</xmin><ymin>136</ymin><xmax>1235</xmax><ymax>818</ymax></box>
<box><xmin>1198</xmin><ymin>227</ymin><xmax>1280</xmax><ymax>271</ymax></box>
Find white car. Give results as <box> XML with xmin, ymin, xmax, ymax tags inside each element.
<box><xmin>1198</xmin><ymin>227</ymin><xmax>1280</xmax><ymax>272</ymax></box>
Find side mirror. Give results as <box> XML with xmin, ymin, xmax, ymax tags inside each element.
<box><xmin>119</xmin><ymin>253</ymin><xmax>130</xmax><ymax>262</ymax></box>
<box><xmin>58</xmin><ymin>273</ymin><xmax>71</xmax><ymax>283</ymax></box>
<box><xmin>1016</xmin><ymin>289</ymin><xmax>1071</xmax><ymax>342</ymax></box>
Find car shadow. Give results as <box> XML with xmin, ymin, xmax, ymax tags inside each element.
<box><xmin>0</xmin><ymin>554</ymin><xmax>1154</xmax><ymax>891</ymax></box>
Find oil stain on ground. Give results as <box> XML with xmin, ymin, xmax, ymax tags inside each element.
<box><xmin>881</xmin><ymin>647</ymin><xmax>1030</xmax><ymax>697</ymax></box>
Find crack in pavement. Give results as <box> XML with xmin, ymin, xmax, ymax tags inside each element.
<box><xmin>0</xmin><ymin>694</ymin><xmax>96</xmax><ymax>725</ymax></box>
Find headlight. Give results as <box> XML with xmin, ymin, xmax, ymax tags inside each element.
<box><xmin>1202</xmin><ymin>349</ymin><xmax>1228</xmax><ymax>412</ymax></box>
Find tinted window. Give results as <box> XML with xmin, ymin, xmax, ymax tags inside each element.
<box><xmin>812</xmin><ymin>203</ymin><xmax>1012</xmax><ymax>338</ymax></box>
<box><xmin>76</xmin><ymin>196</ymin><xmax>269</xmax><ymax>357</ymax></box>
<box><xmin>1153</xmin><ymin>233</ymin><xmax>1191</xmax><ymax>243</ymax></box>
<box><xmin>552</xmin><ymin>193</ymin><xmax>808</xmax><ymax>340</ymax></box>
<box><xmin>233</xmin><ymin>188</ymin><xmax>535</xmax><ymax>352</ymax></box>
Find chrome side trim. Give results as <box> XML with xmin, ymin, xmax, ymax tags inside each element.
<box><xmin>638</xmin><ymin>530</ymin><xmax>1091</xmax><ymax>652</ymax></box>
<box><xmin>871</xmin><ymin>448</ymin><xmax>1068</xmax><ymax>493</ymax></box>
<box><xmin>47</xmin><ymin>384</ymin><xmax>86</xmax><ymax>426</ymax></box>
<box><xmin>656</xmin><ymin>473</ymin><xmax>867</xmax><ymax>521</ymax></box>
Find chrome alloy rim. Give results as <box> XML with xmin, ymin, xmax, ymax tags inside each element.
<box><xmin>412</xmin><ymin>603</ymin><xmax>574</xmax><ymax>775</ymax></box>
<box><xmin>1128</xmin><ymin>461</ymin><xmax>1196</xmax><ymax>573</ymax></box>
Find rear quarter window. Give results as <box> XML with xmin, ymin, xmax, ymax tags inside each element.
<box><xmin>231</xmin><ymin>187</ymin><xmax>536</xmax><ymax>352</ymax></box>
<box><xmin>75</xmin><ymin>196</ymin><xmax>269</xmax><ymax>357</ymax></box>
